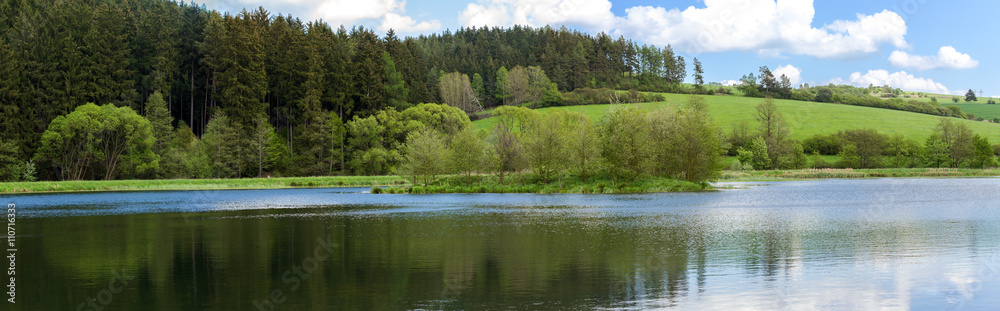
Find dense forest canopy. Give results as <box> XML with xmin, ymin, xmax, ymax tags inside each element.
<box><xmin>0</xmin><ymin>0</ymin><xmax>692</xmax><ymax>171</ymax></box>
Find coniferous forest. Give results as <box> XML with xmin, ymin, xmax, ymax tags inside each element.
<box><xmin>0</xmin><ymin>0</ymin><xmax>700</xmax><ymax>181</ymax></box>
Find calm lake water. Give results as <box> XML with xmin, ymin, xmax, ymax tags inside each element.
<box><xmin>6</xmin><ymin>178</ymin><xmax>1000</xmax><ymax>310</ymax></box>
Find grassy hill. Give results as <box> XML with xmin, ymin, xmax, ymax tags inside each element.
<box><xmin>473</xmin><ymin>93</ymin><xmax>1000</xmax><ymax>143</ymax></box>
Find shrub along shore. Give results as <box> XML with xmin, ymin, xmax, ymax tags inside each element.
<box><xmin>720</xmin><ymin>168</ymin><xmax>1000</xmax><ymax>182</ymax></box>
<box><xmin>1</xmin><ymin>168</ymin><xmax>998</xmax><ymax>194</ymax></box>
<box><xmin>376</xmin><ymin>174</ymin><xmax>710</xmax><ymax>194</ymax></box>
<box><xmin>0</xmin><ymin>176</ymin><xmax>406</xmax><ymax>194</ymax></box>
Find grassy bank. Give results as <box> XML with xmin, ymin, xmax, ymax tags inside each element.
<box><xmin>0</xmin><ymin>176</ymin><xmax>407</xmax><ymax>194</ymax></box>
<box><xmin>5</xmin><ymin>168</ymin><xmax>997</xmax><ymax>194</ymax></box>
<box><xmin>473</xmin><ymin>93</ymin><xmax>1000</xmax><ymax>143</ymax></box>
<box><xmin>719</xmin><ymin>168</ymin><xmax>1000</xmax><ymax>182</ymax></box>
<box><xmin>378</xmin><ymin>174</ymin><xmax>710</xmax><ymax>194</ymax></box>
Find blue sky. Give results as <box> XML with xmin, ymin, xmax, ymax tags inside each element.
<box><xmin>196</xmin><ymin>0</ymin><xmax>997</xmax><ymax>97</ymax></box>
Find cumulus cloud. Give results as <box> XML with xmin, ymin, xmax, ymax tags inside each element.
<box><xmin>380</xmin><ymin>13</ymin><xmax>442</xmax><ymax>33</ymax></box>
<box><xmin>459</xmin><ymin>0</ymin><xmax>908</xmax><ymax>59</ymax></box>
<box><xmin>832</xmin><ymin>70</ymin><xmax>950</xmax><ymax>94</ymax></box>
<box><xmin>459</xmin><ymin>0</ymin><xmax>615</xmax><ymax>32</ymax></box>
<box><xmin>202</xmin><ymin>0</ymin><xmax>440</xmax><ymax>33</ymax></box>
<box><xmin>720</xmin><ymin>80</ymin><xmax>741</xmax><ymax>87</ymax></box>
<box><xmin>615</xmin><ymin>0</ymin><xmax>907</xmax><ymax>58</ymax></box>
<box><xmin>889</xmin><ymin>46</ymin><xmax>979</xmax><ymax>71</ymax></box>
<box><xmin>772</xmin><ymin>64</ymin><xmax>802</xmax><ymax>86</ymax></box>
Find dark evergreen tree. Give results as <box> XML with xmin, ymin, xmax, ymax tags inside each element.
<box><xmin>350</xmin><ymin>27</ymin><xmax>386</xmax><ymax>117</ymax></box>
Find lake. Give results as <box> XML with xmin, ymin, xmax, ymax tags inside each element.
<box><xmin>6</xmin><ymin>178</ymin><xmax>1000</xmax><ymax>310</ymax></box>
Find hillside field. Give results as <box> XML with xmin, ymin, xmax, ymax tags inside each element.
<box><xmin>472</xmin><ymin>93</ymin><xmax>1000</xmax><ymax>143</ymax></box>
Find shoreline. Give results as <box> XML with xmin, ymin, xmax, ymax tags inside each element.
<box><xmin>1</xmin><ymin>168</ymin><xmax>997</xmax><ymax>194</ymax></box>
<box><xmin>0</xmin><ymin>176</ymin><xmax>407</xmax><ymax>194</ymax></box>
<box><xmin>719</xmin><ymin>168</ymin><xmax>1000</xmax><ymax>182</ymax></box>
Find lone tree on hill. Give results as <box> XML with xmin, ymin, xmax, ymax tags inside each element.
<box><xmin>966</xmin><ymin>89</ymin><xmax>978</xmax><ymax>102</ymax></box>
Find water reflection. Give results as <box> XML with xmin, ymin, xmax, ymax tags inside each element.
<box><xmin>5</xmin><ymin>178</ymin><xmax>1000</xmax><ymax>310</ymax></box>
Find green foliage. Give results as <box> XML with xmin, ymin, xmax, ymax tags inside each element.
<box><xmin>485</xmin><ymin>118</ymin><xmax>526</xmax><ymax>185</ymax></box>
<box><xmin>495</xmin><ymin>66</ymin><xmax>511</xmax><ymax>105</ymax></box>
<box><xmin>923</xmin><ymin>134</ymin><xmax>949</xmax><ymax>168</ymax></box>
<box><xmin>396</xmin><ymin>129</ymin><xmax>450</xmax><ymax>186</ymax></box>
<box><xmin>21</xmin><ymin>160</ymin><xmax>36</xmax><ymax>182</ymax></box>
<box><xmin>725</xmin><ymin>120</ymin><xmax>754</xmax><ymax>156</ymax></box>
<box><xmin>294</xmin><ymin>110</ymin><xmax>341</xmax><ymax>176</ymax></box>
<box><xmin>217</xmin><ymin>11</ymin><xmax>268</xmax><ymax>131</ymax></box>
<box><xmin>599</xmin><ymin>105</ymin><xmax>650</xmax><ymax>181</ymax></box>
<box><xmin>884</xmin><ymin>134</ymin><xmax>920</xmax><ymax>168</ymax></box>
<box><xmin>35</xmin><ymin>103</ymin><xmax>157</xmax><ymax>180</ymax></box>
<box><xmin>350</xmin><ymin>27</ymin><xmax>387</xmax><ymax>117</ymax></box>
<box><xmin>645</xmin><ymin>96</ymin><xmax>724</xmax><ymax>181</ymax></box>
<box><xmin>202</xmin><ymin>111</ymin><xmax>243</xmax><ymax>178</ymax></box>
<box><xmin>521</xmin><ymin>110</ymin><xmax>571</xmax><ymax>182</ymax></box>
<box><xmin>936</xmin><ymin>118</ymin><xmax>975</xmax><ymax>167</ymax></box>
<box><xmin>346</xmin><ymin>109</ymin><xmax>419</xmax><ymax>175</ymax></box>
<box><xmin>248</xmin><ymin>117</ymin><xmax>276</xmax><ymax>177</ymax></box>
<box><xmin>504</xmin><ymin>66</ymin><xmax>557</xmax><ymax>107</ymax></box>
<box><xmin>745</xmin><ymin>137</ymin><xmax>772</xmax><ymax>170</ymax></box>
<box><xmin>971</xmin><ymin>135</ymin><xmax>995</xmax><ymax>169</ymax></box>
<box><xmin>810</xmin><ymin>152</ymin><xmax>829</xmax><ymax>169</ymax></box>
<box><xmin>966</xmin><ymin>89</ymin><xmax>978</xmax><ymax>102</ymax></box>
<box><xmin>471</xmin><ymin>73</ymin><xmax>485</xmax><ymax>103</ymax></box>
<box><xmin>755</xmin><ymin>98</ymin><xmax>796</xmax><ymax>169</ymax></box>
<box><xmin>836</xmin><ymin>129</ymin><xmax>886</xmax><ymax>169</ymax></box>
<box><xmin>802</xmin><ymin>134</ymin><xmax>842</xmax><ymax>155</ymax></box>
<box><xmin>382</xmin><ymin>52</ymin><xmax>411</xmax><ymax>111</ymax></box>
<box><xmin>0</xmin><ymin>139</ymin><xmax>20</xmax><ymax>181</ymax></box>
<box><xmin>837</xmin><ymin>144</ymin><xmax>860</xmax><ymax>169</ymax></box>
<box><xmin>400</xmin><ymin>103</ymin><xmax>471</xmax><ymax>135</ymax></box>
<box><xmin>565</xmin><ymin>112</ymin><xmax>601</xmax><ymax>182</ymax></box>
<box><xmin>160</xmin><ymin>123</ymin><xmax>211</xmax><ymax>179</ymax></box>
<box><xmin>145</xmin><ymin>91</ymin><xmax>173</xmax><ymax>169</ymax></box>
<box><xmin>438</xmin><ymin>72</ymin><xmax>482</xmax><ymax>114</ymax></box>
<box><xmin>448</xmin><ymin>128</ymin><xmax>486</xmax><ymax>185</ymax></box>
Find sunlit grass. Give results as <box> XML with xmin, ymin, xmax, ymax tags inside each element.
<box><xmin>719</xmin><ymin>168</ymin><xmax>1000</xmax><ymax>182</ymax></box>
<box><xmin>0</xmin><ymin>176</ymin><xmax>407</xmax><ymax>194</ymax></box>
<box><xmin>473</xmin><ymin>93</ymin><xmax>1000</xmax><ymax>143</ymax></box>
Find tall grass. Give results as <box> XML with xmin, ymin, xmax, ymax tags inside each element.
<box><xmin>720</xmin><ymin>168</ymin><xmax>1000</xmax><ymax>182</ymax></box>
<box><xmin>0</xmin><ymin>176</ymin><xmax>407</xmax><ymax>194</ymax></box>
<box><xmin>381</xmin><ymin>173</ymin><xmax>709</xmax><ymax>194</ymax></box>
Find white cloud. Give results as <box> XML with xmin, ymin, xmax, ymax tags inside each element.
<box><xmin>200</xmin><ymin>0</ymin><xmax>440</xmax><ymax>34</ymax></box>
<box><xmin>832</xmin><ymin>70</ymin><xmax>950</xmax><ymax>94</ymax></box>
<box><xmin>313</xmin><ymin>0</ymin><xmax>400</xmax><ymax>24</ymax></box>
<box><xmin>720</xmin><ymin>80</ymin><xmax>741</xmax><ymax>87</ymax></box>
<box><xmin>379</xmin><ymin>13</ymin><xmax>441</xmax><ymax>33</ymax></box>
<box><xmin>459</xmin><ymin>0</ymin><xmax>616</xmax><ymax>32</ymax></box>
<box><xmin>772</xmin><ymin>64</ymin><xmax>802</xmax><ymax>86</ymax></box>
<box><xmin>459</xmin><ymin>0</ymin><xmax>908</xmax><ymax>59</ymax></box>
<box><xmin>889</xmin><ymin>46</ymin><xmax>979</xmax><ymax>71</ymax></box>
<box><xmin>614</xmin><ymin>0</ymin><xmax>907</xmax><ymax>58</ymax></box>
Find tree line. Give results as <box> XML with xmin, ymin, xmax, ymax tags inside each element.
<box><xmin>397</xmin><ymin>96</ymin><xmax>724</xmax><ymax>187</ymax></box>
<box><xmin>735</xmin><ymin>66</ymin><xmax>975</xmax><ymax>119</ymax></box>
<box><xmin>725</xmin><ymin>98</ymin><xmax>998</xmax><ymax>171</ymax></box>
<box><xmin>0</xmin><ymin>0</ymin><xmax>703</xmax><ymax>180</ymax></box>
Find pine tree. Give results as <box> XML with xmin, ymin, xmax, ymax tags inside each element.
<box><xmin>495</xmin><ymin>67</ymin><xmax>511</xmax><ymax>105</ymax></box>
<box><xmin>382</xmin><ymin>52</ymin><xmax>410</xmax><ymax>111</ymax></box>
<box><xmin>217</xmin><ymin>10</ymin><xmax>268</xmax><ymax>133</ymax></box>
<box><xmin>145</xmin><ymin>91</ymin><xmax>174</xmax><ymax>159</ymax></box>
<box><xmin>350</xmin><ymin>27</ymin><xmax>386</xmax><ymax>117</ymax></box>
<box><xmin>692</xmin><ymin>57</ymin><xmax>704</xmax><ymax>91</ymax></box>
<box><xmin>85</xmin><ymin>2</ymin><xmax>137</xmax><ymax>106</ymax></box>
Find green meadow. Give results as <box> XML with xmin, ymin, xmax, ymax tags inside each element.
<box><xmin>474</xmin><ymin>93</ymin><xmax>1000</xmax><ymax>142</ymax></box>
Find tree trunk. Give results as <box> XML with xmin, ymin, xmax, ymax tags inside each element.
<box><xmin>190</xmin><ymin>68</ymin><xmax>194</xmax><ymax>128</ymax></box>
